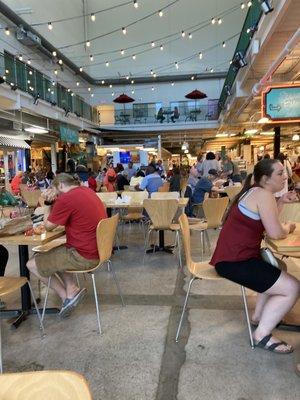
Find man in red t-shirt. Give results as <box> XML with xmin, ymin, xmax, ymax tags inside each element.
<box><xmin>27</xmin><ymin>173</ymin><xmax>107</xmax><ymax>317</ymax></box>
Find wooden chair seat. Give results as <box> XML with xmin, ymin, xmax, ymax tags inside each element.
<box><xmin>122</xmin><ymin>212</ymin><xmax>144</xmax><ymax>221</ymax></box>
<box><xmin>0</xmin><ymin>277</ymin><xmax>28</xmax><ymax>297</ymax></box>
<box><xmin>0</xmin><ymin>370</ymin><xmax>92</xmax><ymax>399</ymax></box>
<box><xmin>189</xmin><ymin>221</ymin><xmax>208</xmax><ymax>231</ymax></box>
<box><xmin>189</xmin><ymin>261</ymin><xmax>221</xmax><ymax>280</ymax></box>
<box><xmin>170</xmin><ymin>223</ymin><xmax>180</xmax><ymax>231</ymax></box>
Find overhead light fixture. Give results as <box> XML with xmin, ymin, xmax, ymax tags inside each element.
<box><xmin>244</xmin><ymin>128</ymin><xmax>258</xmax><ymax>135</ymax></box>
<box><xmin>158</xmin><ymin>10</ymin><xmax>163</xmax><ymax>17</ymax></box>
<box><xmin>120</xmin><ymin>49</ymin><xmax>125</xmax><ymax>55</ymax></box>
<box><xmin>151</xmin><ymin>86</ymin><xmax>154</xmax><ymax>91</ymax></box>
<box><xmin>292</xmin><ymin>134</ymin><xmax>300</xmax><ymax>141</ymax></box>
<box><xmin>153</xmin><ymin>73</ymin><xmax>157</xmax><ymax>78</ymax></box>
<box><xmin>131</xmin><ymin>89</ymin><xmax>135</xmax><ymax>94</ymax></box>
<box><xmin>160</xmin><ymin>44</ymin><xmax>164</xmax><ymax>51</ymax></box>
<box><xmin>232</xmin><ymin>51</ymin><xmax>247</xmax><ymax>71</ymax></box>
<box><xmin>218</xmin><ymin>18</ymin><xmax>222</xmax><ymax>25</ymax></box>
<box><xmin>171</xmin><ymin>82</ymin><xmax>175</xmax><ymax>86</ymax></box>
<box><xmin>211</xmin><ymin>17</ymin><xmax>216</xmax><ymax>25</ymax></box>
<box><xmin>133</xmin><ymin>0</ymin><xmax>138</xmax><ymax>8</ymax></box>
<box><xmin>86</xmin><ymin>40</ymin><xmax>91</xmax><ymax>47</ymax></box>
<box><xmin>27</xmin><ymin>59</ymin><xmax>31</xmax><ymax>65</ymax></box>
<box><xmin>247</xmin><ymin>1</ymin><xmax>252</xmax><ymax>6</ymax></box>
<box><xmin>101</xmin><ymin>80</ymin><xmax>105</xmax><ymax>84</ymax></box>
<box><xmin>5</xmin><ymin>27</ymin><xmax>10</xmax><ymax>35</ymax></box>
<box><xmin>76</xmin><ymin>81</ymin><xmax>79</xmax><ymax>86</ymax></box>
<box><xmin>79</xmin><ymin>66</ymin><xmax>83</xmax><ymax>72</ymax></box>
<box><xmin>18</xmin><ymin>54</ymin><xmax>23</xmax><ymax>61</ymax></box>
<box><xmin>175</xmin><ymin>61</ymin><xmax>179</xmax><ymax>69</ymax></box>
<box><xmin>188</xmin><ymin>33</ymin><xmax>192</xmax><ymax>39</ymax></box>
<box><xmin>151</xmin><ymin>41</ymin><xmax>155</xmax><ymax>47</ymax></box>
<box><xmin>90</xmin><ymin>54</ymin><xmax>94</xmax><ymax>61</ymax></box>
<box><xmin>109</xmin><ymin>84</ymin><xmax>113</xmax><ymax>88</ymax></box>
<box><xmin>241</xmin><ymin>3</ymin><xmax>246</xmax><ymax>9</ymax></box>
<box><xmin>126</xmin><ymin>75</ymin><xmax>130</xmax><ymax>80</ymax></box>
<box><xmin>222</xmin><ymin>41</ymin><xmax>226</xmax><ymax>48</ymax></box>
<box><xmin>25</xmin><ymin>126</ymin><xmax>48</xmax><ymax>134</ymax></box>
<box><xmin>90</xmin><ymin>13</ymin><xmax>96</xmax><ymax>21</ymax></box>
<box><xmin>258</xmin><ymin>117</ymin><xmax>270</xmax><ymax>123</ymax></box>
<box><xmin>52</xmin><ymin>51</ymin><xmax>57</xmax><ymax>57</ymax></box>
<box><xmin>181</xmin><ymin>30</ymin><xmax>186</xmax><ymax>38</ymax></box>
<box><xmin>199</xmin><ymin>52</ymin><xmax>203</xmax><ymax>59</ymax></box>
<box><xmin>105</xmin><ymin>61</ymin><xmax>110</xmax><ymax>66</ymax></box>
<box><xmin>54</xmin><ymin>69</ymin><xmax>58</xmax><ymax>75</ymax></box>
<box><xmin>131</xmin><ymin>79</ymin><xmax>134</xmax><ymax>84</ymax></box>
<box><xmin>48</xmin><ymin>22</ymin><xmax>53</xmax><ymax>30</ymax></box>
<box><xmin>88</xmin><ymin>87</ymin><xmax>91</xmax><ymax>92</ymax></box>
<box><xmin>132</xmin><ymin>55</ymin><xmax>136</xmax><ymax>60</ymax></box>
<box><xmin>58</xmin><ymin>59</ymin><xmax>63</xmax><ymax>65</ymax></box>
<box><xmin>260</xmin><ymin>0</ymin><xmax>274</xmax><ymax>14</ymax></box>
<box><xmin>122</xmin><ymin>27</ymin><xmax>127</xmax><ymax>35</ymax></box>
<box><xmin>91</xmin><ymin>93</ymin><xmax>94</xmax><ymax>98</ymax></box>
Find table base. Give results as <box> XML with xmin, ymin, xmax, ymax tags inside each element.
<box><xmin>1</xmin><ymin>307</ymin><xmax>59</xmax><ymax>329</ymax></box>
<box><xmin>146</xmin><ymin>245</ymin><xmax>175</xmax><ymax>254</ymax></box>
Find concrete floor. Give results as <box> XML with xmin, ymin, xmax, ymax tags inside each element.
<box><xmin>1</xmin><ymin>225</ymin><xmax>299</xmax><ymax>399</ymax></box>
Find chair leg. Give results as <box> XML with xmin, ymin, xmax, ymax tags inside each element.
<box><xmin>175</xmin><ymin>276</ymin><xmax>196</xmax><ymax>342</ymax></box>
<box><xmin>175</xmin><ymin>231</ymin><xmax>182</xmax><ymax>269</ymax></box>
<box><xmin>27</xmin><ymin>281</ymin><xmax>45</xmax><ymax>337</ymax></box>
<box><xmin>204</xmin><ymin>230</ymin><xmax>211</xmax><ymax>255</ymax></box>
<box><xmin>200</xmin><ymin>231</ymin><xmax>204</xmax><ymax>260</ymax></box>
<box><xmin>0</xmin><ymin>316</ymin><xmax>2</xmax><ymax>373</ymax></box>
<box><xmin>143</xmin><ymin>228</ymin><xmax>152</xmax><ymax>263</ymax></box>
<box><xmin>108</xmin><ymin>260</ymin><xmax>125</xmax><ymax>306</ymax></box>
<box><xmin>42</xmin><ymin>276</ymin><xmax>51</xmax><ymax>322</ymax></box>
<box><xmin>91</xmin><ymin>273</ymin><xmax>102</xmax><ymax>334</ymax></box>
<box><xmin>241</xmin><ymin>286</ymin><xmax>254</xmax><ymax>349</ymax></box>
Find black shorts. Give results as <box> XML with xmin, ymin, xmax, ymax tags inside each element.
<box><xmin>215</xmin><ymin>258</ymin><xmax>281</xmax><ymax>293</ymax></box>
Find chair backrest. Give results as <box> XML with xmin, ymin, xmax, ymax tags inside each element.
<box><xmin>0</xmin><ymin>370</ymin><xmax>92</xmax><ymax>400</ymax></box>
<box><xmin>97</xmin><ymin>214</ymin><xmax>119</xmax><ymax>264</ymax></box>
<box><xmin>97</xmin><ymin>192</ymin><xmax>117</xmax><ymax>203</ymax></box>
<box><xmin>158</xmin><ymin>182</ymin><xmax>170</xmax><ymax>192</ymax></box>
<box><xmin>143</xmin><ymin>199</ymin><xmax>178</xmax><ymax>229</ymax></box>
<box><xmin>203</xmin><ymin>197</ymin><xmax>229</xmax><ymax>228</ymax></box>
<box><xmin>20</xmin><ymin>188</ymin><xmax>41</xmax><ymax>208</ymax></box>
<box><xmin>279</xmin><ymin>202</ymin><xmax>300</xmax><ymax>222</ymax></box>
<box><xmin>122</xmin><ymin>191</ymin><xmax>148</xmax><ymax>203</ymax></box>
<box><xmin>224</xmin><ymin>186</ymin><xmax>241</xmax><ymax>201</ymax></box>
<box><xmin>178</xmin><ymin>213</ymin><xmax>193</xmax><ymax>272</ymax></box>
<box><xmin>151</xmin><ymin>191</ymin><xmax>180</xmax><ymax>199</ymax></box>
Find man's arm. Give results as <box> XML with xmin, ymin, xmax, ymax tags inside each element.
<box><xmin>43</xmin><ymin>205</ymin><xmax>58</xmax><ymax>231</ymax></box>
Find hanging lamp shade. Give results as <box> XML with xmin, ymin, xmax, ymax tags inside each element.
<box><xmin>113</xmin><ymin>93</ymin><xmax>135</xmax><ymax>104</ymax></box>
<box><xmin>185</xmin><ymin>89</ymin><xmax>207</xmax><ymax>100</ymax></box>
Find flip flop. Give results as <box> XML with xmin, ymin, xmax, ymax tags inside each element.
<box><xmin>254</xmin><ymin>334</ymin><xmax>293</xmax><ymax>354</ymax></box>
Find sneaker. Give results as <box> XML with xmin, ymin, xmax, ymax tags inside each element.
<box><xmin>59</xmin><ymin>288</ymin><xmax>87</xmax><ymax>318</ymax></box>
<box><xmin>0</xmin><ymin>299</ymin><xmax>6</xmax><ymax>310</ymax></box>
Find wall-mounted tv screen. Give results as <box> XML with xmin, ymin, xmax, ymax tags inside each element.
<box><xmin>119</xmin><ymin>151</ymin><xmax>131</xmax><ymax>164</ymax></box>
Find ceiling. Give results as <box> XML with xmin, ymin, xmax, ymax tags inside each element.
<box><xmin>2</xmin><ymin>0</ymin><xmax>248</xmax><ymax>81</ymax></box>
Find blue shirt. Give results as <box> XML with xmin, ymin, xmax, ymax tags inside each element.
<box><xmin>140</xmin><ymin>173</ymin><xmax>163</xmax><ymax>194</ymax></box>
<box><xmin>192</xmin><ymin>178</ymin><xmax>212</xmax><ymax>204</ymax></box>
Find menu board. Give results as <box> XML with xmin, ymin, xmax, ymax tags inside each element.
<box><xmin>262</xmin><ymin>85</ymin><xmax>300</xmax><ymax>122</ymax></box>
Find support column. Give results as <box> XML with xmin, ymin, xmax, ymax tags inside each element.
<box><xmin>274</xmin><ymin>126</ymin><xmax>280</xmax><ymax>159</ymax></box>
<box><xmin>50</xmin><ymin>143</ymin><xmax>57</xmax><ymax>173</ymax></box>
<box><xmin>3</xmin><ymin>149</ymin><xmax>10</xmax><ymax>190</ymax></box>
<box><xmin>158</xmin><ymin>135</ymin><xmax>162</xmax><ymax>160</ymax></box>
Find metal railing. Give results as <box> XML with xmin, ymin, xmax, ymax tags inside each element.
<box><xmin>114</xmin><ymin>103</ymin><xmax>218</xmax><ymax>125</ymax></box>
<box><xmin>1</xmin><ymin>51</ymin><xmax>98</xmax><ymax>124</ymax></box>
<box><xmin>218</xmin><ymin>0</ymin><xmax>263</xmax><ymax>114</ymax></box>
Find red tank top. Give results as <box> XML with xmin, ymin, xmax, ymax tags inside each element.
<box><xmin>210</xmin><ymin>203</ymin><xmax>264</xmax><ymax>266</ymax></box>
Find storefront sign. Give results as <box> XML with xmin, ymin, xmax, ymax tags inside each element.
<box><xmin>59</xmin><ymin>126</ymin><xmax>79</xmax><ymax>144</ymax></box>
<box><xmin>262</xmin><ymin>84</ymin><xmax>300</xmax><ymax>122</ymax></box>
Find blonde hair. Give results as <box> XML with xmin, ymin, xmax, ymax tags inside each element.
<box><xmin>52</xmin><ymin>173</ymin><xmax>81</xmax><ymax>188</ymax></box>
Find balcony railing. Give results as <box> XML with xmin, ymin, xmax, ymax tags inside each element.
<box><xmin>1</xmin><ymin>51</ymin><xmax>98</xmax><ymax>124</ymax></box>
<box><xmin>114</xmin><ymin>103</ymin><xmax>218</xmax><ymax>125</ymax></box>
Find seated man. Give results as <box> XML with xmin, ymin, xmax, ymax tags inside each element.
<box><xmin>137</xmin><ymin>164</ymin><xmax>163</xmax><ymax>195</ymax></box>
<box><xmin>27</xmin><ymin>173</ymin><xmax>107</xmax><ymax>317</ymax></box>
<box><xmin>192</xmin><ymin>169</ymin><xmax>218</xmax><ymax>205</ymax></box>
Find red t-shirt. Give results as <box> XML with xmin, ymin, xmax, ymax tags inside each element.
<box><xmin>48</xmin><ymin>186</ymin><xmax>107</xmax><ymax>259</ymax></box>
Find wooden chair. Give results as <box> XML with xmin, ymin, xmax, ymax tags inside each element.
<box><xmin>224</xmin><ymin>186</ymin><xmax>241</xmax><ymax>201</ymax></box>
<box><xmin>0</xmin><ymin>277</ymin><xmax>44</xmax><ymax>373</ymax></box>
<box><xmin>143</xmin><ymin>199</ymin><xmax>182</xmax><ymax>267</ymax></box>
<box><xmin>175</xmin><ymin>214</ymin><xmax>254</xmax><ymax>348</ymax></box>
<box><xmin>158</xmin><ymin>182</ymin><xmax>170</xmax><ymax>192</ymax></box>
<box><xmin>96</xmin><ymin>192</ymin><xmax>117</xmax><ymax>204</ymax></box>
<box><xmin>119</xmin><ymin>191</ymin><xmax>148</xmax><ymax>233</ymax></box>
<box><xmin>151</xmin><ymin>192</ymin><xmax>180</xmax><ymax>199</ymax></box>
<box><xmin>42</xmin><ymin>214</ymin><xmax>124</xmax><ymax>334</ymax></box>
<box><xmin>0</xmin><ymin>370</ymin><xmax>92</xmax><ymax>399</ymax></box>
<box><xmin>190</xmin><ymin>197</ymin><xmax>229</xmax><ymax>258</ymax></box>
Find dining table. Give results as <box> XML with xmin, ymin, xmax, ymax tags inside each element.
<box><xmin>266</xmin><ymin>222</ymin><xmax>300</xmax><ymax>331</ymax></box>
<box><xmin>0</xmin><ymin>228</ymin><xmax>65</xmax><ymax>328</ymax></box>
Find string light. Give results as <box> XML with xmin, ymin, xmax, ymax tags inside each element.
<box><xmin>5</xmin><ymin>27</ymin><xmax>10</xmax><ymax>35</ymax></box>
<box><xmin>52</xmin><ymin>51</ymin><xmax>57</xmax><ymax>57</ymax></box>
<box><xmin>218</xmin><ymin>18</ymin><xmax>222</xmax><ymax>24</ymax></box>
<box><xmin>131</xmin><ymin>89</ymin><xmax>135</xmax><ymax>94</ymax></box>
<box><xmin>126</xmin><ymin>75</ymin><xmax>130</xmax><ymax>80</ymax></box>
<box><xmin>76</xmin><ymin>81</ymin><xmax>80</xmax><ymax>86</ymax></box>
<box><xmin>188</xmin><ymin>33</ymin><xmax>192</xmax><ymax>39</ymax></box>
<box><xmin>88</xmin><ymin>87</ymin><xmax>91</xmax><ymax>91</ymax></box>
<box><xmin>120</xmin><ymin>49</ymin><xmax>125</xmax><ymax>55</ymax></box>
<box><xmin>151</xmin><ymin>86</ymin><xmax>154</xmax><ymax>91</ymax></box>
<box><xmin>105</xmin><ymin>61</ymin><xmax>109</xmax><ymax>67</ymax></box>
<box><xmin>79</xmin><ymin>66</ymin><xmax>83</xmax><ymax>72</ymax></box>
<box><xmin>18</xmin><ymin>55</ymin><xmax>23</xmax><ymax>61</ymax></box>
<box><xmin>86</xmin><ymin>40</ymin><xmax>91</xmax><ymax>47</ymax></box>
<box><xmin>241</xmin><ymin>3</ymin><xmax>245</xmax><ymax>9</ymax></box>
<box><xmin>210</xmin><ymin>68</ymin><xmax>214</xmax><ymax>72</ymax></box>
<box><xmin>101</xmin><ymin>80</ymin><xmax>105</xmax><ymax>84</ymax></box>
<box><xmin>191</xmin><ymin>76</ymin><xmax>195</xmax><ymax>80</ymax></box>
<box><xmin>48</xmin><ymin>22</ymin><xmax>53</xmax><ymax>30</ymax></box>
<box><xmin>90</xmin><ymin>13</ymin><xmax>96</xmax><ymax>21</ymax></box>
<box><xmin>58</xmin><ymin>59</ymin><xmax>63</xmax><ymax>65</ymax></box>
<box><xmin>153</xmin><ymin>73</ymin><xmax>157</xmax><ymax>78</ymax></box>
<box><xmin>181</xmin><ymin>30</ymin><xmax>186</xmax><ymax>38</ymax></box>
<box><xmin>175</xmin><ymin>61</ymin><xmax>179</xmax><ymax>69</ymax></box>
<box><xmin>111</xmin><ymin>92</ymin><xmax>114</xmax><ymax>96</ymax></box>
<box><xmin>90</xmin><ymin>54</ymin><xmax>94</xmax><ymax>61</ymax></box>
<box><xmin>211</xmin><ymin>17</ymin><xmax>216</xmax><ymax>25</ymax></box>
<box><xmin>67</xmin><ymin>88</ymin><xmax>71</xmax><ymax>92</ymax></box>
<box><xmin>160</xmin><ymin>44</ymin><xmax>163</xmax><ymax>51</ymax></box>
<box><xmin>109</xmin><ymin>84</ymin><xmax>113</xmax><ymax>88</ymax></box>
<box><xmin>122</xmin><ymin>27</ymin><xmax>127</xmax><ymax>35</ymax></box>
<box><xmin>131</xmin><ymin>79</ymin><xmax>134</xmax><ymax>84</ymax></box>
<box><xmin>27</xmin><ymin>59</ymin><xmax>31</xmax><ymax>65</ymax></box>
<box><xmin>151</xmin><ymin>41</ymin><xmax>155</xmax><ymax>47</ymax></box>
<box><xmin>133</xmin><ymin>0</ymin><xmax>138</xmax><ymax>8</ymax></box>
<box><xmin>247</xmin><ymin>1</ymin><xmax>252</xmax><ymax>6</ymax></box>
<box><xmin>150</xmin><ymin>69</ymin><xmax>153</xmax><ymax>75</ymax></box>
<box><xmin>29</xmin><ymin>71</ymin><xmax>33</xmax><ymax>75</ymax></box>
<box><xmin>132</xmin><ymin>54</ymin><xmax>136</xmax><ymax>60</ymax></box>
<box><xmin>158</xmin><ymin>10</ymin><xmax>163</xmax><ymax>17</ymax></box>
<box><xmin>222</xmin><ymin>41</ymin><xmax>226</xmax><ymax>47</ymax></box>
<box><xmin>199</xmin><ymin>52</ymin><xmax>203</xmax><ymax>59</ymax></box>
<box><xmin>54</xmin><ymin>69</ymin><xmax>58</xmax><ymax>75</ymax></box>
<box><xmin>71</xmin><ymin>93</ymin><xmax>74</xmax><ymax>96</ymax></box>
<box><xmin>171</xmin><ymin>82</ymin><xmax>175</xmax><ymax>86</ymax></box>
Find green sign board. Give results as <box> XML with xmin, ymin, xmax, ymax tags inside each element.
<box><xmin>60</xmin><ymin>126</ymin><xmax>79</xmax><ymax>144</ymax></box>
<box><xmin>263</xmin><ymin>85</ymin><xmax>300</xmax><ymax>121</ymax></box>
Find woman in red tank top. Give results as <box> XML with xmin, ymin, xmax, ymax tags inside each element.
<box><xmin>211</xmin><ymin>159</ymin><xmax>299</xmax><ymax>354</ymax></box>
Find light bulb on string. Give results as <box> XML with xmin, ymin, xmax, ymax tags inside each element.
<box><xmin>151</xmin><ymin>41</ymin><xmax>155</xmax><ymax>47</ymax></box>
<box><xmin>160</xmin><ymin>44</ymin><xmax>163</xmax><ymax>51</ymax></box>
<box><xmin>158</xmin><ymin>10</ymin><xmax>163</xmax><ymax>17</ymax></box>
<box><xmin>76</xmin><ymin>81</ymin><xmax>79</xmax><ymax>86</ymax></box>
<box><xmin>27</xmin><ymin>59</ymin><xmax>31</xmax><ymax>65</ymax></box>
<box><xmin>54</xmin><ymin>69</ymin><xmax>58</xmax><ymax>75</ymax></box>
<box><xmin>52</xmin><ymin>51</ymin><xmax>57</xmax><ymax>57</ymax></box>
<box><xmin>133</xmin><ymin>0</ymin><xmax>138</xmax><ymax>8</ymax></box>
<box><xmin>105</xmin><ymin>61</ymin><xmax>110</xmax><ymax>67</ymax></box>
<box><xmin>90</xmin><ymin>13</ymin><xmax>96</xmax><ymax>21</ymax></box>
<box><xmin>199</xmin><ymin>52</ymin><xmax>203</xmax><ymax>59</ymax></box>
<box><xmin>181</xmin><ymin>30</ymin><xmax>185</xmax><ymax>38</ymax></box>
<box><xmin>132</xmin><ymin>55</ymin><xmax>136</xmax><ymax>60</ymax></box>
<box><xmin>88</xmin><ymin>87</ymin><xmax>91</xmax><ymax>92</ymax></box>
<box><xmin>5</xmin><ymin>27</ymin><xmax>10</xmax><ymax>35</ymax></box>
<box><xmin>101</xmin><ymin>80</ymin><xmax>105</xmax><ymax>84</ymax></box>
<box><xmin>211</xmin><ymin>17</ymin><xmax>216</xmax><ymax>24</ymax></box>
<box><xmin>48</xmin><ymin>22</ymin><xmax>53</xmax><ymax>30</ymax></box>
<box><xmin>122</xmin><ymin>27</ymin><xmax>127</xmax><ymax>35</ymax></box>
<box><xmin>86</xmin><ymin>40</ymin><xmax>91</xmax><ymax>47</ymax></box>
<box><xmin>120</xmin><ymin>49</ymin><xmax>125</xmax><ymax>55</ymax></box>
<box><xmin>109</xmin><ymin>84</ymin><xmax>113</xmax><ymax>88</ymax></box>
<box><xmin>131</xmin><ymin>80</ymin><xmax>134</xmax><ymax>84</ymax></box>
<box><xmin>91</xmin><ymin>93</ymin><xmax>94</xmax><ymax>97</ymax></box>
<box><xmin>175</xmin><ymin>61</ymin><xmax>179</xmax><ymax>69</ymax></box>
<box><xmin>18</xmin><ymin>55</ymin><xmax>23</xmax><ymax>61</ymax></box>
<box><xmin>222</xmin><ymin>41</ymin><xmax>226</xmax><ymax>47</ymax></box>
<box><xmin>241</xmin><ymin>3</ymin><xmax>245</xmax><ymax>9</ymax></box>
<box><xmin>188</xmin><ymin>33</ymin><xmax>192</xmax><ymax>39</ymax></box>
<box><xmin>58</xmin><ymin>59</ymin><xmax>63</xmax><ymax>65</ymax></box>
<box><xmin>90</xmin><ymin>55</ymin><xmax>94</xmax><ymax>61</ymax></box>
<box><xmin>247</xmin><ymin>1</ymin><xmax>252</xmax><ymax>6</ymax></box>
<box><xmin>79</xmin><ymin>66</ymin><xmax>83</xmax><ymax>72</ymax></box>
<box><xmin>218</xmin><ymin>18</ymin><xmax>222</xmax><ymax>24</ymax></box>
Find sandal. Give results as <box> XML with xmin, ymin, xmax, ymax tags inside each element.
<box><xmin>254</xmin><ymin>334</ymin><xmax>293</xmax><ymax>354</ymax></box>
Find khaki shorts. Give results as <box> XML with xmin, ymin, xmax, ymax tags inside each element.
<box><xmin>35</xmin><ymin>245</ymin><xmax>99</xmax><ymax>278</ymax></box>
